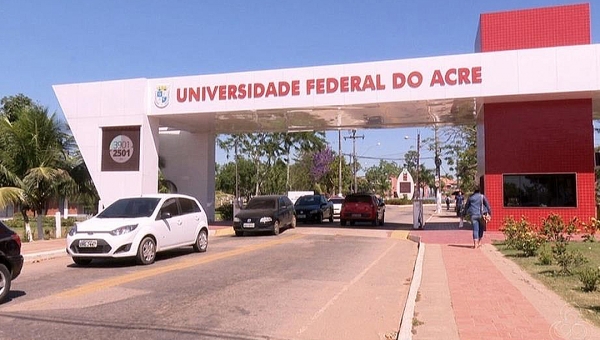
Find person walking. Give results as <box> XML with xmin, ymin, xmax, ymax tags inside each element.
<box><xmin>445</xmin><ymin>196</ymin><xmax>450</xmax><ymax>210</ymax></box>
<box><xmin>463</xmin><ymin>187</ymin><xmax>491</xmax><ymax>248</ymax></box>
<box><xmin>455</xmin><ymin>191</ymin><xmax>464</xmax><ymax>217</ymax></box>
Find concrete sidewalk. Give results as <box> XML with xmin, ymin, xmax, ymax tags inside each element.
<box><xmin>408</xmin><ymin>209</ymin><xmax>600</xmax><ymax>340</ymax></box>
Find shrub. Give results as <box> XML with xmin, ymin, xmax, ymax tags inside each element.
<box><xmin>384</xmin><ymin>198</ymin><xmax>412</xmax><ymax>205</ymax></box>
<box><xmin>577</xmin><ymin>267</ymin><xmax>600</xmax><ymax>292</ymax></box>
<box><xmin>500</xmin><ymin>216</ymin><xmax>544</xmax><ymax>256</ymax></box>
<box><xmin>539</xmin><ymin>213</ymin><xmax>578</xmax><ymax>243</ymax></box>
<box><xmin>537</xmin><ymin>246</ymin><xmax>553</xmax><ymax>265</ymax></box>
<box><xmin>215</xmin><ymin>202</ymin><xmax>234</xmax><ymax>221</ymax></box>
<box><xmin>500</xmin><ymin>216</ymin><xmax>520</xmax><ymax>249</ymax></box>
<box><xmin>580</xmin><ymin>217</ymin><xmax>599</xmax><ymax>243</ymax></box>
<box><xmin>519</xmin><ymin>232</ymin><xmax>545</xmax><ymax>257</ymax></box>
<box><xmin>553</xmin><ymin>241</ymin><xmax>588</xmax><ymax>276</ymax></box>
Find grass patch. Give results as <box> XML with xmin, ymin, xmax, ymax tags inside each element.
<box><xmin>495</xmin><ymin>241</ymin><xmax>600</xmax><ymax>328</ymax></box>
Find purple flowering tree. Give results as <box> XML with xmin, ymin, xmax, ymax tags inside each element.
<box><xmin>311</xmin><ymin>147</ymin><xmax>334</xmax><ymax>183</ymax></box>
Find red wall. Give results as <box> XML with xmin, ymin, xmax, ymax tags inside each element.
<box><xmin>476</xmin><ymin>3</ymin><xmax>590</xmax><ymax>52</ymax></box>
<box><xmin>482</xmin><ymin>100</ymin><xmax>595</xmax><ymax>230</ymax></box>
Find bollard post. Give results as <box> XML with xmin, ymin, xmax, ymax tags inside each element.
<box><xmin>55</xmin><ymin>212</ymin><xmax>61</xmax><ymax>238</ymax></box>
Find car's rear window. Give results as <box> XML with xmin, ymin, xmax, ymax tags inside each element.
<box><xmin>344</xmin><ymin>195</ymin><xmax>373</xmax><ymax>204</ymax></box>
<box><xmin>245</xmin><ymin>198</ymin><xmax>276</xmax><ymax>210</ymax></box>
<box><xmin>329</xmin><ymin>198</ymin><xmax>344</xmax><ymax>204</ymax></box>
<box><xmin>296</xmin><ymin>196</ymin><xmax>319</xmax><ymax>205</ymax></box>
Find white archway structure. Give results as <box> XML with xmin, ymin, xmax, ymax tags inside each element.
<box><xmin>54</xmin><ymin>44</ymin><xmax>600</xmax><ymax>220</ymax></box>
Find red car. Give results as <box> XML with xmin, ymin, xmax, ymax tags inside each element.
<box><xmin>340</xmin><ymin>193</ymin><xmax>385</xmax><ymax>226</ymax></box>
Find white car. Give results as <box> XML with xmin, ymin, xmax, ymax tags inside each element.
<box><xmin>66</xmin><ymin>194</ymin><xmax>209</xmax><ymax>266</ymax></box>
<box><xmin>329</xmin><ymin>197</ymin><xmax>344</xmax><ymax>219</ymax></box>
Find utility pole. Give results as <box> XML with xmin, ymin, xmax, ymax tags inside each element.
<box><xmin>338</xmin><ymin>130</ymin><xmax>342</xmax><ymax>196</ymax></box>
<box><xmin>344</xmin><ymin>129</ymin><xmax>364</xmax><ymax>193</ymax></box>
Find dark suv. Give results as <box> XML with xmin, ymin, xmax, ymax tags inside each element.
<box><xmin>0</xmin><ymin>221</ymin><xmax>24</xmax><ymax>303</ymax></box>
<box><xmin>340</xmin><ymin>193</ymin><xmax>385</xmax><ymax>226</ymax></box>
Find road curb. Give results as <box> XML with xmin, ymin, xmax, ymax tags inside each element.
<box><xmin>397</xmin><ymin>236</ymin><xmax>424</xmax><ymax>340</ymax></box>
<box><xmin>23</xmin><ymin>249</ymin><xmax>67</xmax><ymax>262</ymax></box>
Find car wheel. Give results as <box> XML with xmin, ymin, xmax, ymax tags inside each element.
<box><xmin>72</xmin><ymin>257</ymin><xmax>93</xmax><ymax>266</ymax></box>
<box><xmin>235</xmin><ymin>230</ymin><xmax>244</xmax><ymax>237</ymax></box>
<box><xmin>340</xmin><ymin>219</ymin><xmax>347</xmax><ymax>226</ymax></box>
<box><xmin>272</xmin><ymin>220</ymin><xmax>280</xmax><ymax>235</ymax></box>
<box><xmin>379</xmin><ymin>213</ymin><xmax>385</xmax><ymax>226</ymax></box>
<box><xmin>329</xmin><ymin>209</ymin><xmax>334</xmax><ymax>222</ymax></box>
<box><xmin>193</xmin><ymin>229</ymin><xmax>208</xmax><ymax>252</ymax></box>
<box><xmin>0</xmin><ymin>264</ymin><xmax>11</xmax><ymax>304</ymax></box>
<box><xmin>372</xmin><ymin>217</ymin><xmax>377</xmax><ymax>226</ymax></box>
<box><xmin>136</xmin><ymin>236</ymin><xmax>156</xmax><ymax>265</ymax></box>
<box><xmin>291</xmin><ymin>215</ymin><xmax>297</xmax><ymax>228</ymax></box>
<box><xmin>317</xmin><ymin>212</ymin><xmax>323</xmax><ymax>224</ymax></box>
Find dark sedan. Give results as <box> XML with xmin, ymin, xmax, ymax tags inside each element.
<box><xmin>294</xmin><ymin>195</ymin><xmax>334</xmax><ymax>223</ymax></box>
<box><xmin>0</xmin><ymin>221</ymin><xmax>23</xmax><ymax>303</ymax></box>
<box><xmin>233</xmin><ymin>195</ymin><xmax>296</xmax><ymax>236</ymax></box>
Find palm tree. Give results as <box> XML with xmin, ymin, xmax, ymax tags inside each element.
<box><xmin>0</xmin><ymin>104</ymin><xmax>77</xmax><ymax>240</ymax></box>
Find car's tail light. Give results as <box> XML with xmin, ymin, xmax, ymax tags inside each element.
<box><xmin>11</xmin><ymin>233</ymin><xmax>21</xmax><ymax>249</ymax></box>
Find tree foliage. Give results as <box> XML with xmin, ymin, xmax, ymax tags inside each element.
<box><xmin>0</xmin><ymin>97</ymin><xmax>79</xmax><ymax>240</ymax></box>
<box><xmin>364</xmin><ymin>160</ymin><xmax>401</xmax><ymax>196</ymax></box>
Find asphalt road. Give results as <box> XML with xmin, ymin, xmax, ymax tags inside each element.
<box><xmin>0</xmin><ymin>206</ymin><xmax>420</xmax><ymax>340</ymax></box>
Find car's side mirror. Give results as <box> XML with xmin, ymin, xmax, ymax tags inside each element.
<box><xmin>160</xmin><ymin>211</ymin><xmax>172</xmax><ymax>219</ymax></box>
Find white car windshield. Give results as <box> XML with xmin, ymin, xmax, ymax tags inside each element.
<box><xmin>97</xmin><ymin>198</ymin><xmax>161</xmax><ymax>218</ymax></box>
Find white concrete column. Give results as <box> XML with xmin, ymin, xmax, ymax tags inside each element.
<box><xmin>159</xmin><ymin>130</ymin><xmax>216</xmax><ymax>221</ymax></box>
<box><xmin>55</xmin><ymin>212</ymin><xmax>62</xmax><ymax>238</ymax></box>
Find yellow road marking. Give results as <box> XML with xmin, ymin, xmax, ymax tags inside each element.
<box><xmin>390</xmin><ymin>230</ymin><xmax>409</xmax><ymax>239</ymax></box>
<box><xmin>56</xmin><ymin>233</ymin><xmax>305</xmax><ymax>299</ymax></box>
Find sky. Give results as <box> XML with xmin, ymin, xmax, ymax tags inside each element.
<box><xmin>2</xmin><ymin>0</ymin><xmax>599</xmax><ymax>176</ymax></box>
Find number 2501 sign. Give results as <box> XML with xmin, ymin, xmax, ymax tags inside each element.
<box><xmin>109</xmin><ymin>135</ymin><xmax>134</xmax><ymax>163</ymax></box>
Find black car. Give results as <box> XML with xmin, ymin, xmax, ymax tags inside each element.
<box><xmin>294</xmin><ymin>195</ymin><xmax>334</xmax><ymax>223</ymax></box>
<box><xmin>0</xmin><ymin>221</ymin><xmax>24</xmax><ymax>303</ymax></box>
<box><xmin>233</xmin><ymin>195</ymin><xmax>296</xmax><ymax>236</ymax></box>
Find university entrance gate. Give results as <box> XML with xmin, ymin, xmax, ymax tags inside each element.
<box><xmin>54</xmin><ymin>4</ymin><xmax>599</xmax><ymax>230</ymax></box>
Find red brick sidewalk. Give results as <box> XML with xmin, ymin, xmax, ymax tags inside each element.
<box><xmin>411</xmin><ymin>210</ymin><xmax>600</xmax><ymax>340</ymax></box>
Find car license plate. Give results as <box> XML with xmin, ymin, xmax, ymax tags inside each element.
<box><xmin>352</xmin><ymin>214</ymin><xmax>361</xmax><ymax>218</ymax></box>
<box><xmin>243</xmin><ymin>222</ymin><xmax>255</xmax><ymax>229</ymax></box>
<box><xmin>298</xmin><ymin>214</ymin><xmax>306</xmax><ymax>218</ymax></box>
<box><xmin>79</xmin><ymin>239</ymin><xmax>97</xmax><ymax>248</ymax></box>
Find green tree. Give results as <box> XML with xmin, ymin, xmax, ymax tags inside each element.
<box><xmin>0</xmin><ymin>102</ymin><xmax>77</xmax><ymax>240</ymax></box>
<box><xmin>276</xmin><ymin>131</ymin><xmax>326</xmax><ymax>190</ymax></box>
<box><xmin>0</xmin><ymin>94</ymin><xmax>35</xmax><ymax>122</ymax></box>
<box><xmin>364</xmin><ymin>160</ymin><xmax>401</xmax><ymax>197</ymax></box>
<box><xmin>215</xmin><ymin>157</ymin><xmax>257</xmax><ymax>200</ymax></box>
<box><xmin>439</xmin><ymin>124</ymin><xmax>478</xmax><ymax>193</ymax></box>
